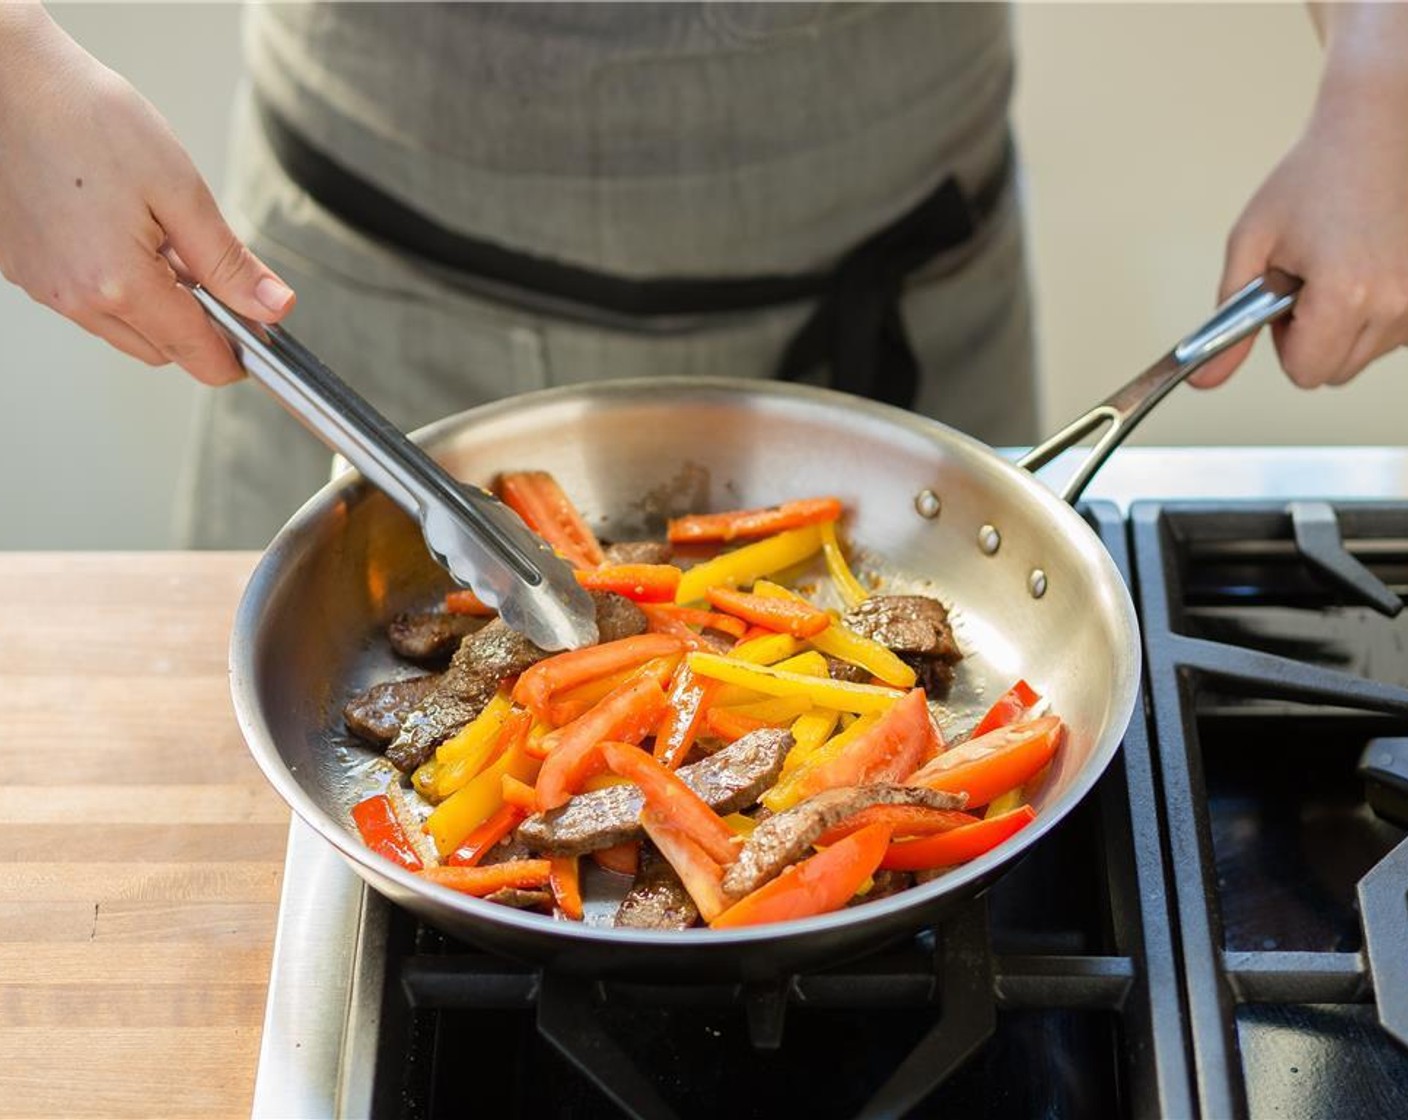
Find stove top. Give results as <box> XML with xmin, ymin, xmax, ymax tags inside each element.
<box><xmin>252</xmin><ymin>449</ymin><xmax>1408</xmax><ymax>1120</ymax></box>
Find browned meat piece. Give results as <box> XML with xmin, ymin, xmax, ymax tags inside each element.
<box><xmin>517</xmin><ymin>728</ymin><xmax>792</xmax><ymax>855</ymax></box>
<box><xmin>484</xmin><ymin>888</ymin><xmax>552</xmax><ymax>910</ymax></box>
<box><xmin>721</xmin><ymin>784</ymin><xmax>967</xmax><ymax>899</ymax></box>
<box><xmin>385</xmin><ymin>592</ymin><xmax>647</xmax><ymax>772</ymax></box>
<box><xmin>388</xmin><ymin>610</ymin><xmax>486</xmax><ymax>663</ymax></box>
<box><xmin>602</xmin><ymin>540</ymin><xmax>674</xmax><ymax>566</ymax></box>
<box><xmin>480</xmin><ymin>834</ymin><xmax>533</xmax><ymax>866</ymax></box>
<box><xmin>343</xmin><ymin>674</ymin><xmax>441</xmax><ymax>745</ymax></box>
<box><xmin>842</xmin><ymin>595</ymin><xmax>962</xmax><ymax>698</ymax></box>
<box><xmin>615</xmin><ymin>850</ymin><xmax>700</xmax><ymax>930</ymax></box>
<box><xmin>848</xmin><ymin>869</ymin><xmax>914</xmax><ymax>907</ymax></box>
<box><xmin>826</xmin><ymin>657</ymin><xmax>871</xmax><ymax>684</ymax></box>
<box><xmin>842</xmin><ymin>596</ymin><xmax>961</xmax><ymax>662</ymax></box>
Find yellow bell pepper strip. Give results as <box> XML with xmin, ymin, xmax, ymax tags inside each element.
<box><xmin>704</xmin><ymin>586</ymin><xmax>831</xmax><ymax>638</ymax></box>
<box><xmin>513</xmin><ymin>633</ymin><xmax>684</xmax><ymax>722</ymax></box>
<box><xmin>723</xmin><ymin>812</ymin><xmax>759</xmax><ymax>837</ymax></box>
<box><xmin>419</xmin><ymin>859</ymin><xmax>553</xmax><ymax>897</ymax></box>
<box><xmin>907</xmin><ymin>716</ymin><xmax>1063</xmax><ymax>809</ymax></box>
<box><xmin>444</xmin><ymin>804</ymin><xmax>525</xmax><ymax>867</ymax></box>
<box><xmin>764</xmin><ymin>690</ymin><xmax>935</xmax><ymax>812</ymax></box>
<box><xmin>880</xmin><ymin>806</ymin><xmax>1037</xmax><ymax>872</ymax></box>
<box><xmin>574</xmin><ymin>563</ymin><xmax>683</xmax><ymax>603</ymax></box>
<box><xmin>985</xmin><ymin>788</ymin><xmax>1026</xmax><ymax>819</ymax></box>
<box><xmin>667</xmin><ymin>497</ymin><xmax>843</xmax><ymax>544</ymax></box>
<box><xmin>495</xmin><ymin>470</ymin><xmax>605</xmax><ymax>570</ymax></box>
<box><xmin>425</xmin><ymin>711</ymin><xmax>538</xmax><ymax>856</ymax></box>
<box><xmin>771</xmin><ymin>650</ymin><xmax>830</xmax><ymax>677</ymax></box>
<box><xmin>436</xmin><ymin>693</ymin><xmax>515</xmax><ymax>772</ymax></box>
<box><xmin>972</xmin><ymin>680</ymin><xmax>1042</xmax><ymax>738</ymax></box>
<box><xmin>591</xmin><ymin>841</ymin><xmax>641</xmax><ymax>877</ymax></box>
<box><xmin>602</xmin><ymin>741</ymin><xmax>740</xmax><ymax>866</ymax></box>
<box><xmin>500</xmin><ymin>773</ymin><xmax>539</xmax><ymax>812</ymax></box>
<box><xmin>411</xmin><ymin>759</ymin><xmax>442</xmax><ymax>803</ymax></box>
<box><xmin>351</xmin><ymin>794</ymin><xmax>424</xmax><ymax>872</ymax></box>
<box><xmin>784</xmin><ymin>708</ymin><xmax>842</xmax><ymax>773</ymax></box>
<box><xmin>722</xmin><ymin>695</ymin><xmax>814</xmax><ymax>724</ymax></box>
<box><xmin>674</xmin><ymin>525</ymin><xmax>824</xmax><ymax>605</ymax></box>
<box><xmin>653</xmin><ymin>663</ymin><xmax>719</xmax><ymax>770</ymax></box>
<box><xmin>729</xmin><ymin>631</ymin><xmax>801</xmax><ymax>666</ymax></box>
<box><xmin>548</xmin><ymin>855</ymin><xmax>584</xmax><ymax>920</ymax></box>
<box><xmin>819</xmin><ymin>521</ymin><xmax>869</xmax><ymax>609</ymax></box>
<box><xmin>686</xmin><ymin>651</ymin><xmax>905</xmax><ymax>714</ymax></box>
<box><xmin>640</xmin><ymin>806</ymin><xmax>730</xmax><ymax>923</ymax></box>
<box><xmin>711</xmin><ymin>822</ymin><xmax>892</xmax><ymax>929</ymax></box>
<box><xmin>534</xmin><ymin>675</ymin><xmax>671</xmax><ymax>810</ymax></box>
<box><xmin>708</xmin><ymin>647</ymin><xmax>825</xmax><ymax>707</ymax></box>
<box><xmin>753</xmin><ymin>581</ymin><xmax>916</xmax><ymax>689</ymax></box>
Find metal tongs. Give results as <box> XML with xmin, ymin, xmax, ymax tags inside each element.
<box><xmin>190</xmin><ymin>286</ymin><xmax>599</xmax><ymax>652</ymax></box>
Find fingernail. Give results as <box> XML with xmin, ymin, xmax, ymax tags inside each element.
<box><xmin>255</xmin><ymin>276</ymin><xmax>294</xmax><ymax>313</ymax></box>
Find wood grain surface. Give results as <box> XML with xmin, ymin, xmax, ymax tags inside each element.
<box><xmin>0</xmin><ymin>553</ymin><xmax>285</xmax><ymax>1120</ymax></box>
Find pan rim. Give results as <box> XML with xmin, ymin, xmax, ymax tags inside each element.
<box><xmin>229</xmin><ymin>376</ymin><xmax>1141</xmax><ymax>946</ymax></box>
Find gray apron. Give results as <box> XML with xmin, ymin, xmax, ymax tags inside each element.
<box><xmin>176</xmin><ymin>2</ymin><xmax>1036</xmax><ymax>548</ymax></box>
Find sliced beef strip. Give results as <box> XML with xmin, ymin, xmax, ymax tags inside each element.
<box><xmin>602</xmin><ymin>540</ymin><xmax>674</xmax><ymax>566</ymax></box>
<box><xmin>484</xmin><ymin>888</ymin><xmax>552</xmax><ymax>910</ymax></box>
<box><xmin>517</xmin><ymin>728</ymin><xmax>792</xmax><ymax>856</ymax></box>
<box><xmin>387</xmin><ymin>610</ymin><xmax>486</xmax><ymax>663</ymax></box>
<box><xmin>343</xmin><ymin>674</ymin><xmax>441</xmax><ymax>745</ymax></box>
<box><xmin>385</xmin><ymin>592</ymin><xmax>646</xmax><ymax>773</ymax></box>
<box><xmin>842</xmin><ymin>596</ymin><xmax>961</xmax><ymax>663</ymax></box>
<box><xmin>721</xmin><ymin>784</ymin><xmax>967</xmax><ymax>899</ymax></box>
<box><xmin>905</xmin><ymin>656</ymin><xmax>956</xmax><ymax>697</ymax></box>
<box><xmin>826</xmin><ymin>657</ymin><xmax>871</xmax><ymax>684</ymax></box>
<box><xmin>615</xmin><ymin>849</ymin><xmax>700</xmax><ymax>930</ymax></box>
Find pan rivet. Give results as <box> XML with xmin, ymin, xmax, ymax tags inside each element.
<box><xmin>978</xmin><ymin>524</ymin><xmax>1001</xmax><ymax>555</ymax></box>
<box><xmin>1028</xmin><ymin>569</ymin><xmax>1048</xmax><ymax>599</ymax></box>
<box><xmin>914</xmin><ymin>490</ymin><xmax>942</xmax><ymax>520</ymax></box>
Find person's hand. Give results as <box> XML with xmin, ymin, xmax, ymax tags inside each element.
<box><xmin>1192</xmin><ymin>4</ymin><xmax>1408</xmax><ymax>391</ymax></box>
<box><xmin>0</xmin><ymin>5</ymin><xmax>294</xmax><ymax>385</ymax></box>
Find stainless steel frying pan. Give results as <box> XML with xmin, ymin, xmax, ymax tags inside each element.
<box><xmin>229</xmin><ymin>271</ymin><xmax>1298</xmax><ymax>978</ymax></box>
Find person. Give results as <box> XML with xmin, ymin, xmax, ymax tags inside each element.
<box><xmin>2</xmin><ymin>2</ymin><xmax>1406</xmax><ymax>548</ymax></box>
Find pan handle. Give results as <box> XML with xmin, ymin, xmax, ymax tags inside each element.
<box><xmin>1018</xmin><ymin>269</ymin><xmax>1302</xmax><ymax>505</ymax></box>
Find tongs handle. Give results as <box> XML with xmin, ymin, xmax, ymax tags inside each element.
<box><xmin>188</xmin><ymin>285</ymin><xmax>541</xmax><ymax>586</ymax></box>
<box><xmin>1019</xmin><ymin>269</ymin><xmax>1303</xmax><ymax>505</ymax></box>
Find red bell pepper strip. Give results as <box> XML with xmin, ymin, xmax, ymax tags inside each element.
<box><xmin>548</xmin><ymin>855</ymin><xmax>584</xmax><ymax>920</ymax></box>
<box><xmin>444</xmin><ymin>804</ymin><xmax>525</xmax><ymax>867</ymax></box>
<box><xmin>880</xmin><ymin>806</ymin><xmax>1037</xmax><ymax>871</ymax></box>
<box><xmin>513</xmin><ymin>634</ymin><xmax>684</xmax><ymax>721</ymax></box>
<box><xmin>351</xmin><ymin>794</ymin><xmax>424</xmax><ymax>872</ymax></box>
<box><xmin>591</xmin><ymin>841</ymin><xmax>641</xmax><ymax>877</ymax></box>
<box><xmin>601</xmin><ymin>741</ymin><xmax>740</xmax><ymax>866</ymax></box>
<box><xmin>704</xmin><ymin>706</ymin><xmax>771</xmax><ymax>743</ymax></box>
<box><xmin>444</xmin><ymin>588</ymin><xmax>496</xmax><ymax>616</ymax></box>
<box><xmin>534</xmin><ymin>675</ymin><xmax>670</xmax><ymax>809</ymax></box>
<box><xmin>574</xmin><ymin>564</ymin><xmax>682</xmax><ymax>602</ymax></box>
<box><xmin>816</xmin><ymin>805</ymin><xmax>980</xmax><ymax>846</ymax></box>
<box><xmin>907</xmin><ymin>716</ymin><xmax>1063</xmax><ymax>808</ymax></box>
<box><xmin>496</xmin><ymin>470</ymin><xmax>605</xmax><ymax>570</ymax></box>
<box><xmin>667</xmin><ymin>497</ymin><xmax>844</xmax><ymax>544</ymax></box>
<box><xmin>653</xmin><ymin>663</ymin><xmax>720</xmax><ymax>769</ymax></box>
<box><xmin>640</xmin><ymin>807</ymin><xmax>730</xmax><ymax>922</ymax></box>
<box><xmin>704</xmin><ymin>586</ymin><xmax>831</xmax><ymax>639</ymax></box>
<box><xmin>645</xmin><ymin>604</ymin><xmax>749</xmax><ymax>639</ymax></box>
<box><xmin>971</xmin><ymin>680</ymin><xmax>1042</xmax><ymax>738</ymax></box>
<box><xmin>419</xmin><ymin>860</ymin><xmax>553</xmax><ymax>896</ymax></box>
<box><xmin>771</xmin><ymin>688</ymin><xmax>938</xmax><ymax>809</ymax></box>
<box><xmin>711</xmin><ymin>822</ymin><xmax>893</xmax><ymax>929</ymax></box>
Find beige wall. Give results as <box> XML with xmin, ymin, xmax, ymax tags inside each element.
<box><xmin>0</xmin><ymin>3</ymin><xmax>1401</xmax><ymax>548</ymax></box>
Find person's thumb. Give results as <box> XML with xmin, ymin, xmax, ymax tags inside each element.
<box><xmin>1187</xmin><ymin>220</ymin><xmax>1274</xmax><ymax>390</ymax></box>
<box><xmin>153</xmin><ymin>173</ymin><xmax>294</xmax><ymax>322</ymax></box>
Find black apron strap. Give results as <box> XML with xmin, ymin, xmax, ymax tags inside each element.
<box><xmin>256</xmin><ymin>95</ymin><xmax>1010</xmax><ymax>410</ymax></box>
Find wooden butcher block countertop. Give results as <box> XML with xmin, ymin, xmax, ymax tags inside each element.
<box><xmin>0</xmin><ymin>553</ymin><xmax>285</xmax><ymax>1120</ymax></box>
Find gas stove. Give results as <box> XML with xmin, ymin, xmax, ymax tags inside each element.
<box><xmin>253</xmin><ymin>448</ymin><xmax>1408</xmax><ymax>1119</ymax></box>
